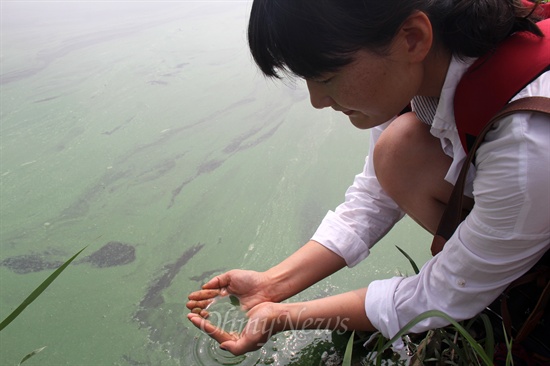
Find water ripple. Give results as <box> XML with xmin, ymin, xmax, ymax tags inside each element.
<box><xmin>192</xmin><ymin>333</ymin><xmax>262</xmax><ymax>366</ymax></box>
<box><xmin>191</xmin><ymin>295</ymin><xmax>262</xmax><ymax>365</ymax></box>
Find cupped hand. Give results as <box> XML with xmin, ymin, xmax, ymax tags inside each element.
<box><xmin>186</xmin><ymin>269</ymin><xmax>273</xmax><ymax>315</ymax></box>
<box><xmin>187</xmin><ymin>302</ymin><xmax>281</xmax><ymax>356</ymax></box>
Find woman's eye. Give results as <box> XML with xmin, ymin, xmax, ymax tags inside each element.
<box><xmin>311</xmin><ymin>75</ymin><xmax>333</xmax><ymax>85</ymax></box>
<box><xmin>314</xmin><ymin>77</ymin><xmax>332</xmax><ymax>85</ymax></box>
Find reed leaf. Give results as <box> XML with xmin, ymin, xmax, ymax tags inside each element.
<box><xmin>342</xmin><ymin>331</ymin><xmax>355</xmax><ymax>366</ymax></box>
<box><xmin>477</xmin><ymin>313</ymin><xmax>495</xmax><ymax>361</ymax></box>
<box><xmin>0</xmin><ymin>246</ymin><xmax>87</xmax><ymax>331</ymax></box>
<box><xmin>502</xmin><ymin>323</ymin><xmax>514</xmax><ymax>366</ymax></box>
<box><xmin>395</xmin><ymin>246</ymin><xmax>420</xmax><ymax>275</ymax></box>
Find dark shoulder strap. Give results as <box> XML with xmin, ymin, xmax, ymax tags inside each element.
<box><xmin>522</xmin><ymin>0</ymin><xmax>550</xmax><ymax>18</ymax></box>
<box><xmin>454</xmin><ymin>19</ymin><xmax>550</xmax><ymax>153</ymax></box>
<box><xmin>431</xmin><ymin>96</ymin><xmax>550</xmax><ymax>255</ymax></box>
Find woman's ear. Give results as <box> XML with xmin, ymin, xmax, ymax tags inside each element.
<box><xmin>395</xmin><ymin>11</ymin><xmax>433</xmax><ymax>63</ymax></box>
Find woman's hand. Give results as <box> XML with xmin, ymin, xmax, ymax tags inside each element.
<box><xmin>187</xmin><ymin>241</ymin><xmax>345</xmax><ymax>316</ymax></box>
<box><xmin>187</xmin><ymin>288</ymin><xmax>376</xmax><ymax>356</ymax></box>
<box><xmin>186</xmin><ymin>241</ymin><xmax>350</xmax><ymax>355</ymax></box>
<box><xmin>187</xmin><ymin>270</ymin><xmax>281</xmax><ymax>356</ymax></box>
<box><xmin>186</xmin><ymin>269</ymin><xmax>273</xmax><ymax>315</ymax></box>
<box><xmin>187</xmin><ymin>302</ymin><xmax>282</xmax><ymax>356</ymax></box>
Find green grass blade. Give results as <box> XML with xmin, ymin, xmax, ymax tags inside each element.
<box><xmin>374</xmin><ymin>333</ymin><xmax>386</xmax><ymax>366</ymax></box>
<box><xmin>342</xmin><ymin>331</ymin><xmax>355</xmax><ymax>366</ymax></box>
<box><xmin>18</xmin><ymin>346</ymin><xmax>47</xmax><ymax>365</ymax></box>
<box><xmin>477</xmin><ymin>313</ymin><xmax>495</xmax><ymax>361</ymax></box>
<box><xmin>380</xmin><ymin>310</ymin><xmax>493</xmax><ymax>366</ymax></box>
<box><xmin>501</xmin><ymin>323</ymin><xmax>514</xmax><ymax>366</ymax></box>
<box><xmin>440</xmin><ymin>330</ymin><xmax>471</xmax><ymax>364</ymax></box>
<box><xmin>395</xmin><ymin>246</ymin><xmax>420</xmax><ymax>274</ymax></box>
<box><xmin>0</xmin><ymin>246</ymin><xmax>87</xmax><ymax>332</ymax></box>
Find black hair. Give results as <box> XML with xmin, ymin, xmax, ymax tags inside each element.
<box><xmin>247</xmin><ymin>0</ymin><xmax>544</xmax><ymax>79</ymax></box>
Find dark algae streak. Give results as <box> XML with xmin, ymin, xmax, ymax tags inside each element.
<box><xmin>1</xmin><ymin>241</ymin><xmax>136</xmax><ymax>274</ymax></box>
<box><xmin>135</xmin><ymin>243</ymin><xmax>204</xmax><ymax>314</ymax></box>
<box><xmin>130</xmin><ymin>243</ymin><xmax>205</xmax><ymax>360</ymax></box>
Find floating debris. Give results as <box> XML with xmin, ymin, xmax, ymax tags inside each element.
<box><xmin>20</xmin><ymin>160</ymin><xmax>36</xmax><ymax>167</ymax></box>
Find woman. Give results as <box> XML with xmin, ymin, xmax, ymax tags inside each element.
<box><xmin>187</xmin><ymin>0</ymin><xmax>550</xmax><ymax>356</ymax></box>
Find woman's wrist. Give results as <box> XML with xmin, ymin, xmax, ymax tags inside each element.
<box><xmin>261</xmin><ymin>268</ymin><xmax>297</xmax><ymax>303</ymax></box>
<box><xmin>262</xmin><ymin>241</ymin><xmax>346</xmax><ymax>303</ymax></box>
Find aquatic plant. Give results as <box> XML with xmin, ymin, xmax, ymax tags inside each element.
<box><xmin>342</xmin><ymin>331</ymin><xmax>355</xmax><ymax>366</ymax></box>
<box><xmin>0</xmin><ymin>246</ymin><xmax>87</xmax><ymax>364</ymax></box>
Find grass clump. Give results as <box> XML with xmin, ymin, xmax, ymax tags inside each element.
<box><xmin>340</xmin><ymin>246</ymin><xmax>510</xmax><ymax>366</ymax></box>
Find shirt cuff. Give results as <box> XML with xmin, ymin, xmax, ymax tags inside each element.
<box><xmin>365</xmin><ymin>277</ymin><xmax>404</xmax><ymax>341</ymax></box>
<box><xmin>311</xmin><ymin>211</ymin><xmax>370</xmax><ymax>267</ymax></box>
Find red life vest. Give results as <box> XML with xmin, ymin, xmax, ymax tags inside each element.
<box><xmin>454</xmin><ymin>6</ymin><xmax>550</xmax><ymax>153</ymax></box>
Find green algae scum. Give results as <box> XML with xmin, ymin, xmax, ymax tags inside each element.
<box><xmin>0</xmin><ymin>2</ymin><xmax>430</xmax><ymax>365</ymax></box>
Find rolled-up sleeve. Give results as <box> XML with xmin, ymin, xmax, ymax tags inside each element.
<box><xmin>366</xmin><ymin>110</ymin><xmax>550</xmax><ymax>339</ymax></box>
<box><xmin>312</xmin><ymin>121</ymin><xmax>405</xmax><ymax>267</ymax></box>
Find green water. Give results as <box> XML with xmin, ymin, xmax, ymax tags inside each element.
<box><xmin>0</xmin><ymin>2</ymin><xmax>431</xmax><ymax>365</ymax></box>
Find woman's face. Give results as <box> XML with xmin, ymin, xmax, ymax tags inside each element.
<box><xmin>305</xmin><ymin>47</ymin><xmax>424</xmax><ymax>129</ymax></box>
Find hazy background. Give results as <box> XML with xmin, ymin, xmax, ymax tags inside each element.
<box><xmin>0</xmin><ymin>1</ymin><xmax>431</xmax><ymax>364</ymax></box>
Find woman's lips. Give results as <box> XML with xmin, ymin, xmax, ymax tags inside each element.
<box><xmin>332</xmin><ymin>107</ymin><xmax>357</xmax><ymax>116</ymax></box>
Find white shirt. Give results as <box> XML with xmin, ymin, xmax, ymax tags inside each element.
<box><xmin>311</xmin><ymin>57</ymin><xmax>550</xmax><ymax>340</ymax></box>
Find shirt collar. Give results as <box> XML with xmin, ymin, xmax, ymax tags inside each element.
<box><xmin>432</xmin><ymin>56</ymin><xmax>476</xmax><ymax>131</ymax></box>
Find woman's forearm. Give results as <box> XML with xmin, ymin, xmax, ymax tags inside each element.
<box><xmin>283</xmin><ymin>288</ymin><xmax>375</xmax><ymax>332</ymax></box>
<box><xmin>264</xmin><ymin>240</ymin><xmax>347</xmax><ymax>303</ymax></box>
<box><xmin>257</xmin><ymin>288</ymin><xmax>375</xmax><ymax>336</ymax></box>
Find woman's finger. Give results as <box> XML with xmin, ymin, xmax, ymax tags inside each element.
<box><xmin>219</xmin><ymin>340</ymin><xmax>245</xmax><ymax>356</ymax></box>
<box><xmin>188</xmin><ymin>289</ymin><xmax>220</xmax><ymax>300</ymax></box>
<box><xmin>202</xmin><ymin>274</ymin><xmax>230</xmax><ymax>290</ymax></box>
<box><xmin>186</xmin><ymin>298</ymin><xmax>215</xmax><ymax>311</ymax></box>
<box><xmin>220</xmin><ymin>336</ymin><xmax>264</xmax><ymax>356</ymax></box>
<box><xmin>189</xmin><ymin>307</ymin><xmax>210</xmax><ymax>318</ymax></box>
<box><xmin>187</xmin><ymin>313</ymin><xmax>238</xmax><ymax>344</ymax></box>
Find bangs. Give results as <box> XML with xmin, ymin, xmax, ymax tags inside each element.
<box><xmin>247</xmin><ymin>0</ymin><xmax>357</xmax><ymax>79</ymax></box>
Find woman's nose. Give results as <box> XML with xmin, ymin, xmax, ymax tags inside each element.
<box><xmin>306</xmin><ymin>80</ymin><xmax>333</xmax><ymax>109</ymax></box>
